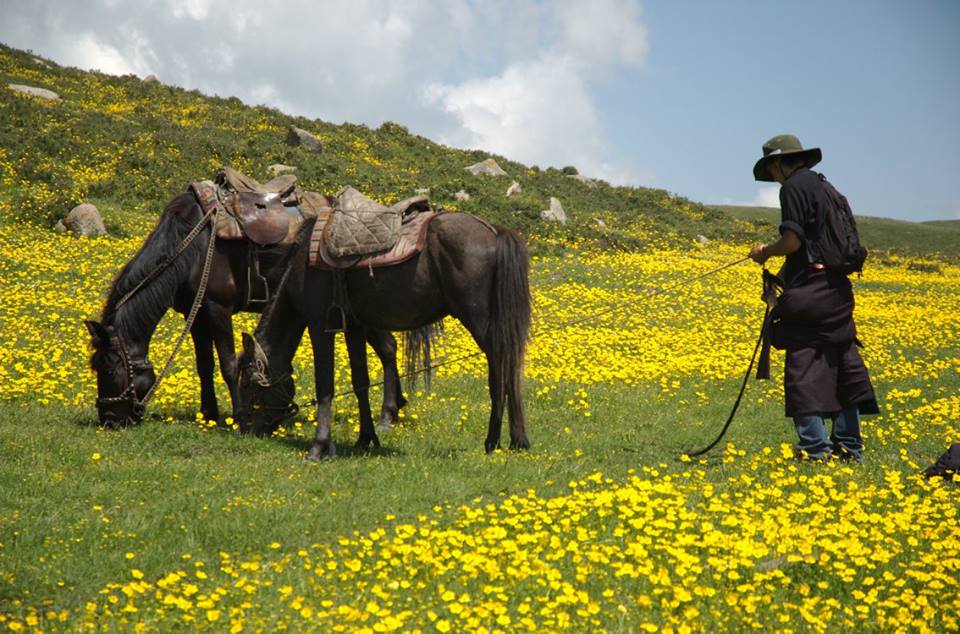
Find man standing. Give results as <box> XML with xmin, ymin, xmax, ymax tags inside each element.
<box><xmin>748</xmin><ymin>134</ymin><xmax>878</xmax><ymax>461</ymax></box>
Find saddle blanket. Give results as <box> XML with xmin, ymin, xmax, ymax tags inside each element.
<box><xmin>309</xmin><ymin>210</ymin><xmax>441</xmax><ymax>270</ymax></box>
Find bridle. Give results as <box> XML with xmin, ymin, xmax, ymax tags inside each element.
<box><xmin>93</xmin><ymin>186</ymin><xmax>221</xmax><ymax>423</ymax></box>
<box><xmin>94</xmin><ymin>330</ymin><xmax>153</xmax><ymax>425</ymax></box>
<box><xmin>237</xmin><ymin>347</ymin><xmax>299</xmax><ymax>429</ymax></box>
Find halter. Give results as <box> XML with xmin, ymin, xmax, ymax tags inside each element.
<box><xmin>94</xmin><ymin>331</ymin><xmax>153</xmax><ymax>425</ymax></box>
<box><xmin>94</xmin><ymin>194</ymin><xmax>221</xmax><ymax>424</ymax></box>
<box><xmin>238</xmin><ymin>355</ymin><xmax>299</xmax><ymax>426</ymax></box>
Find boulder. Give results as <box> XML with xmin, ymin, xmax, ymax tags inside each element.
<box><xmin>32</xmin><ymin>57</ymin><xmax>51</xmax><ymax>68</ymax></box>
<box><xmin>465</xmin><ymin>158</ymin><xmax>508</xmax><ymax>177</ymax></box>
<box><xmin>61</xmin><ymin>203</ymin><xmax>107</xmax><ymax>237</ymax></box>
<box><xmin>415</xmin><ymin>187</ymin><xmax>430</xmax><ymax>195</ymax></box>
<box><xmin>568</xmin><ymin>173</ymin><xmax>598</xmax><ymax>188</ymax></box>
<box><xmin>267</xmin><ymin>163</ymin><xmax>297</xmax><ymax>176</ymax></box>
<box><xmin>540</xmin><ymin>197</ymin><xmax>567</xmax><ymax>224</ymax></box>
<box><xmin>8</xmin><ymin>83</ymin><xmax>59</xmax><ymax>101</ymax></box>
<box><xmin>505</xmin><ymin>181</ymin><xmax>522</xmax><ymax>197</ymax></box>
<box><xmin>595</xmin><ymin>219</ymin><xmax>607</xmax><ymax>229</ymax></box>
<box><xmin>285</xmin><ymin>125</ymin><xmax>323</xmax><ymax>153</ymax></box>
<box><xmin>696</xmin><ymin>234</ymin><xmax>709</xmax><ymax>244</ymax></box>
<box><xmin>143</xmin><ymin>73</ymin><xmax>160</xmax><ymax>84</ymax></box>
<box><xmin>454</xmin><ymin>190</ymin><xmax>471</xmax><ymax>202</ymax></box>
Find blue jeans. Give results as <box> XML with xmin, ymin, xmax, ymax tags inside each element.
<box><xmin>793</xmin><ymin>406</ymin><xmax>863</xmax><ymax>461</ymax></box>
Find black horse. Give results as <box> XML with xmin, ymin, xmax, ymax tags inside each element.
<box><xmin>86</xmin><ymin>191</ymin><xmax>406</xmax><ymax>428</ymax></box>
<box><xmin>236</xmin><ymin>212</ymin><xmax>531</xmax><ymax>458</ymax></box>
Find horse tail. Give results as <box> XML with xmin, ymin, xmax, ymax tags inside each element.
<box><xmin>403</xmin><ymin>322</ymin><xmax>443</xmax><ymax>390</ymax></box>
<box><xmin>492</xmin><ymin>228</ymin><xmax>531</xmax><ymax>447</ymax></box>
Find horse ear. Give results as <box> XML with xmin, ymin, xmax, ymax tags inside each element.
<box><xmin>86</xmin><ymin>320</ymin><xmax>109</xmax><ymax>346</ymax></box>
<box><xmin>241</xmin><ymin>332</ymin><xmax>256</xmax><ymax>357</ymax></box>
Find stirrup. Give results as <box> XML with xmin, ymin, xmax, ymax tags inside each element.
<box><xmin>325</xmin><ymin>305</ymin><xmax>347</xmax><ymax>333</ymax></box>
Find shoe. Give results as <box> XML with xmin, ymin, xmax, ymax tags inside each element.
<box><xmin>923</xmin><ymin>443</ymin><xmax>960</xmax><ymax>480</ymax></box>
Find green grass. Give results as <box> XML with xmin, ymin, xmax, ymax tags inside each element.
<box><xmin>2</xmin><ymin>42</ymin><xmax>959</xmax><ymax>632</ymax></box>
<box><xmin>2</xmin><ymin>364</ymin><xmax>957</xmax><ymax>629</ymax></box>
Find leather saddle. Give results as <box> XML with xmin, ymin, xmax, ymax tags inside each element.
<box><xmin>193</xmin><ymin>166</ymin><xmax>331</xmax><ymax>246</ymax></box>
<box><xmin>189</xmin><ymin>168</ymin><xmax>334</xmax><ymax>310</ymax></box>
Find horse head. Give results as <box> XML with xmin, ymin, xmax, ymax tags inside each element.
<box><xmin>236</xmin><ymin>332</ymin><xmax>297</xmax><ymax>436</ymax></box>
<box><xmin>86</xmin><ymin>320</ymin><xmax>155</xmax><ymax>428</ymax></box>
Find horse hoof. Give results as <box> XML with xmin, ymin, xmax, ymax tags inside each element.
<box><xmin>509</xmin><ymin>437</ymin><xmax>531</xmax><ymax>451</ymax></box>
<box><xmin>306</xmin><ymin>443</ymin><xmax>335</xmax><ymax>461</ymax></box>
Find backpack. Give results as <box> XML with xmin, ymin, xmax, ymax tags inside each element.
<box><xmin>814</xmin><ymin>173</ymin><xmax>868</xmax><ymax>275</ymax></box>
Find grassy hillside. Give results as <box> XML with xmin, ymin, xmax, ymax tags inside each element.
<box><xmin>0</xmin><ymin>43</ymin><xmax>749</xmax><ymax>253</ymax></box>
<box><xmin>715</xmin><ymin>205</ymin><xmax>960</xmax><ymax>259</ymax></box>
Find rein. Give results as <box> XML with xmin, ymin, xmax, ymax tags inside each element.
<box><xmin>283</xmin><ymin>256</ymin><xmax>754</xmax><ymax>411</ymax></box>
<box><xmin>139</xmin><ymin>206</ymin><xmax>220</xmax><ymax>408</ymax></box>
<box><xmin>684</xmin><ymin>302</ymin><xmax>771</xmax><ymax>457</ymax></box>
<box><xmin>100</xmin><ymin>199</ymin><xmax>221</xmax><ymax>417</ymax></box>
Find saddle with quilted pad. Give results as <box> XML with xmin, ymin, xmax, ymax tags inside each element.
<box><xmin>324</xmin><ymin>187</ymin><xmax>426</xmax><ymax>258</ymax></box>
<box><xmin>310</xmin><ymin>204</ymin><xmax>442</xmax><ymax>270</ymax></box>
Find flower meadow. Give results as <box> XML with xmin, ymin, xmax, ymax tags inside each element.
<box><xmin>2</xmin><ymin>41</ymin><xmax>959</xmax><ymax>633</ymax></box>
<box><xmin>1</xmin><ymin>221</ymin><xmax>958</xmax><ymax>633</ymax></box>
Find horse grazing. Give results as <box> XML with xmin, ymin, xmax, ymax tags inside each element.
<box><xmin>236</xmin><ymin>212</ymin><xmax>531</xmax><ymax>458</ymax></box>
<box><xmin>86</xmin><ymin>190</ymin><xmax>406</xmax><ymax>428</ymax></box>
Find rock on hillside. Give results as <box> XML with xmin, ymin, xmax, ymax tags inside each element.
<box><xmin>55</xmin><ymin>203</ymin><xmax>107</xmax><ymax>237</ymax></box>
<box><xmin>465</xmin><ymin>158</ymin><xmax>508</xmax><ymax>177</ymax></box>
<box><xmin>286</xmin><ymin>126</ymin><xmax>323</xmax><ymax>153</ymax></box>
<box><xmin>568</xmin><ymin>174</ymin><xmax>598</xmax><ymax>188</ymax></box>
<box><xmin>541</xmin><ymin>197</ymin><xmax>567</xmax><ymax>224</ymax></box>
<box><xmin>267</xmin><ymin>164</ymin><xmax>297</xmax><ymax>176</ymax></box>
<box><xmin>8</xmin><ymin>83</ymin><xmax>59</xmax><ymax>100</ymax></box>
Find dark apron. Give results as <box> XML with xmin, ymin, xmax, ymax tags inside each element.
<box><xmin>768</xmin><ymin>269</ymin><xmax>878</xmax><ymax>417</ymax></box>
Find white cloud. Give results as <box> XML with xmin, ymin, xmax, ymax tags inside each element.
<box><xmin>170</xmin><ymin>0</ymin><xmax>213</xmax><ymax>21</ymax></box>
<box><xmin>718</xmin><ymin>185</ymin><xmax>782</xmax><ymax>209</ymax></box>
<box><xmin>69</xmin><ymin>32</ymin><xmax>144</xmax><ymax>76</ymax></box>
<box><xmin>753</xmin><ymin>186</ymin><xmax>781</xmax><ymax>208</ymax></box>
<box><xmin>425</xmin><ymin>56</ymin><xmax>603</xmax><ymax>166</ymax></box>
<box><xmin>554</xmin><ymin>0</ymin><xmax>648</xmax><ymax>68</ymax></box>
<box><xmin>424</xmin><ymin>0</ymin><xmax>649</xmax><ymax>182</ymax></box>
<box><xmin>0</xmin><ymin>0</ymin><xmax>649</xmax><ymax>183</ymax></box>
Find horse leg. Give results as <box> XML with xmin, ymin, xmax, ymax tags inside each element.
<box><xmin>346</xmin><ymin>327</ymin><xmax>380</xmax><ymax>449</ymax></box>
<box><xmin>190</xmin><ymin>313</ymin><xmax>219</xmax><ymax>422</ymax></box>
<box><xmin>366</xmin><ymin>329</ymin><xmax>406</xmax><ymax>428</ymax></box>
<box><xmin>306</xmin><ymin>324</ymin><xmax>336</xmax><ymax>460</ymax></box>
<box><xmin>208</xmin><ymin>302</ymin><xmax>239</xmax><ymax>424</ymax></box>
<box><xmin>484</xmin><ymin>353</ymin><xmax>507</xmax><ymax>453</ymax></box>
<box><xmin>504</xmin><ymin>345</ymin><xmax>530</xmax><ymax>450</ymax></box>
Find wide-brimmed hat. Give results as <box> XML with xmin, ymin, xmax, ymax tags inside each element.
<box><xmin>753</xmin><ymin>134</ymin><xmax>822</xmax><ymax>181</ymax></box>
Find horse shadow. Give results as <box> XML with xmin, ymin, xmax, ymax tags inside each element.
<box><xmin>275</xmin><ymin>434</ymin><xmax>406</xmax><ymax>460</ymax></box>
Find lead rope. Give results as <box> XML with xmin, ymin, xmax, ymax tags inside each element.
<box><xmin>684</xmin><ymin>301</ymin><xmax>771</xmax><ymax>458</ymax></box>
<box><xmin>287</xmin><ymin>256</ymin><xmax>752</xmax><ymax>405</ymax></box>
<box><xmin>138</xmin><ymin>208</ymin><xmax>220</xmax><ymax>408</ymax></box>
<box><xmin>111</xmin><ymin>205</ymin><xmax>219</xmax><ymax>316</ymax></box>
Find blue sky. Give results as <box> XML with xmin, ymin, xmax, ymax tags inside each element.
<box><xmin>1</xmin><ymin>0</ymin><xmax>957</xmax><ymax>221</ymax></box>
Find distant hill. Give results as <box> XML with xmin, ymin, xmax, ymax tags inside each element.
<box><xmin>1</xmin><ymin>42</ymin><xmax>952</xmax><ymax>258</ymax></box>
<box><xmin>0</xmin><ymin>43</ymin><xmax>752</xmax><ymax>252</ymax></box>
<box><xmin>713</xmin><ymin>205</ymin><xmax>959</xmax><ymax>259</ymax></box>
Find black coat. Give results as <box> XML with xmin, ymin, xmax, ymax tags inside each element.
<box><xmin>770</xmin><ymin>269</ymin><xmax>878</xmax><ymax>417</ymax></box>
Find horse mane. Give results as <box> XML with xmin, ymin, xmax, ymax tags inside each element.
<box><xmin>102</xmin><ymin>192</ymin><xmax>206</xmax><ymax>340</ymax></box>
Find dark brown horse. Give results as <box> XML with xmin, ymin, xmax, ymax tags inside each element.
<box><xmin>86</xmin><ymin>191</ymin><xmax>406</xmax><ymax>428</ymax></box>
<box><xmin>236</xmin><ymin>212</ymin><xmax>531</xmax><ymax>458</ymax></box>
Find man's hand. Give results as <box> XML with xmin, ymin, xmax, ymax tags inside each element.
<box><xmin>749</xmin><ymin>244</ymin><xmax>768</xmax><ymax>264</ymax></box>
